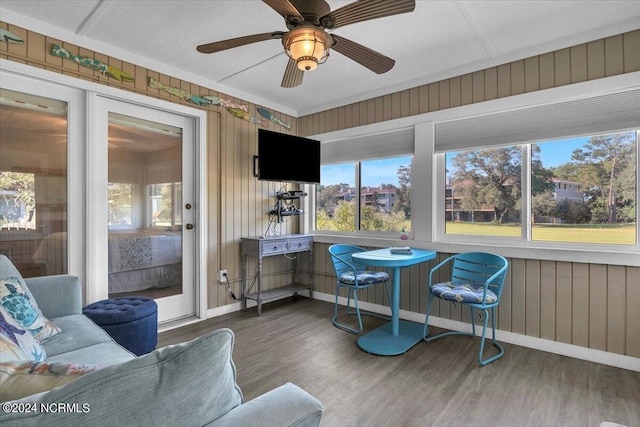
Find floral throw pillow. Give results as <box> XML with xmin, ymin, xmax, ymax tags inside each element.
<box><xmin>0</xmin><ymin>360</ymin><xmax>100</xmax><ymax>401</ymax></box>
<box><xmin>0</xmin><ymin>277</ymin><xmax>62</xmax><ymax>342</ymax></box>
<box><xmin>0</xmin><ymin>305</ymin><xmax>46</xmax><ymax>362</ymax></box>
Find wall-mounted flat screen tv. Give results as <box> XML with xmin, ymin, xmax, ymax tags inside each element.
<box><xmin>256</xmin><ymin>129</ymin><xmax>320</xmax><ymax>184</ymax></box>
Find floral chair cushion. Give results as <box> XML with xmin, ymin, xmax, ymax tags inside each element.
<box><xmin>339</xmin><ymin>271</ymin><xmax>389</xmax><ymax>286</ymax></box>
<box><xmin>431</xmin><ymin>281</ymin><xmax>498</xmax><ymax>304</ymax></box>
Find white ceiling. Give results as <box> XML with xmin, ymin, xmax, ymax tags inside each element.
<box><xmin>1</xmin><ymin>1</ymin><xmax>639</xmax><ymax>117</ymax></box>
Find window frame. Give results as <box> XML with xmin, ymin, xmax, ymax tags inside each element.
<box><xmin>304</xmin><ymin>72</ymin><xmax>640</xmax><ymax>267</ymax></box>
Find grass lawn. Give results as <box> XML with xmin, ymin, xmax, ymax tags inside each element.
<box><xmin>445</xmin><ymin>222</ymin><xmax>637</xmax><ymax>245</ymax></box>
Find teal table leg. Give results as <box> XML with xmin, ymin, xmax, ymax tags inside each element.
<box><xmin>357</xmin><ymin>266</ymin><xmax>423</xmax><ymax>355</ymax></box>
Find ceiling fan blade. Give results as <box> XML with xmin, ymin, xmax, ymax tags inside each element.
<box><xmin>281</xmin><ymin>58</ymin><xmax>304</xmax><ymax>88</ymax></box>
<box><xmin>262</xmin><ymin>0</ymin><xmax>304</xmax><ymax>20</ymax></box>
<box><xmin>197</xmin><ymin>31</ymin><xmax>285</xmax><ymax>54</ymax></box>
<box><xmin>331</xmin><ymin>35</ymin><xmax>395</xmax><ymax>74</ymax></box>
<box><xmin>321</xmin><ymin>0</ymin><xmax>416</xmax><ymax>29</ymax></box>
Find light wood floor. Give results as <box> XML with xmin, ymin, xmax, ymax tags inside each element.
<box><xmin>158</xmin><ymin>297</ymin><xmax>640</xmax><ymax>427</ymax></box>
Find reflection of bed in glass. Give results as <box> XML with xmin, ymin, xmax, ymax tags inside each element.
<box><xmin>108</xmin><ymin>230</ymin><xmax>182</xmax><ymax>293</ymax></box>
<box><xmin>33</xmin><ymin>230</ymin><xmax>182</xmax><ymax>293</ymax></box>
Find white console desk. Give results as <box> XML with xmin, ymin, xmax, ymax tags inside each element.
<box><xmin>241</xmin><ymin>234</ymin><xmax>313</xmax><ymax>315</ymax></box>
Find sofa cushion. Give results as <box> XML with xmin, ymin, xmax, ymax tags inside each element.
<box><xmin>0</xmin><ymin>360</ymin><xmax>100</xmax><ymax>401</ymax></box>
<box><xmin>0</xmin><ymin>305</ymin><xmax>46</xmax><ymax>362</ymax></box>
<box><xmin>0</xmin><ymin>277</ymin><xmax>62</xmax><ymax>342</ymax></box>
<box><xmin>1</xmin><ymin>328</ymin><xmax>244</xmax><ymax>427</ymax></box>
<box><xmin>41</xmin><ymin>314</ymin><xmax>134</xmax><ymax>366</ymax></box>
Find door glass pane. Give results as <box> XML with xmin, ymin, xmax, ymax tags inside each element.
<box><xmin>0</xmin><ymin>89</ymin><xmax>68</xmax><ymax>277</ymax></box>
<box><xmin>107</xmin><ymin>112</ymin><xmax>183</xmax><ymax>299</ymax></box>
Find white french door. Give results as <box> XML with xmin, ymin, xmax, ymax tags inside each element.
<box><xmin>91</xmin><ymin>96</ymin><xmax>197</xmax><ymax>322</ymax></box>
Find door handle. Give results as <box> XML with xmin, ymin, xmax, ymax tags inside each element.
<box><xmin>185</xmin><ymin>224</ymin><xmax>194</xmax><ymax>230</ymax></box>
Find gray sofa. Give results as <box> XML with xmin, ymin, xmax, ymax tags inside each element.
<box><xmin>0</xmin><ymin>255</ymin><xmax>323</xmax><ymax>426</ymax></box>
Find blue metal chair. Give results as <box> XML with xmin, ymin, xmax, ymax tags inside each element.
<box><xmin>423</xmin><ymin>252</ymin><xmax>509</xmax><ymax>365</ymax></box>
<box><xmin>328</xmin><ymin>244</ymin><xmax>391</xmax><ymax>335</ymax></box>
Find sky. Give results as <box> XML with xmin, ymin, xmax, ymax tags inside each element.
<box><xmin>321</xmin><ymin>156</ymin><xmax>412</xmax><ymax>187</ymax></box>
<box><xmin>535</xmin><ymin>136</ymin><xmax>590</xmax><ymax>168</ymax></box>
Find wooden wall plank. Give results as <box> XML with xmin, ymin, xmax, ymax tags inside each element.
<box><xmin>497</xmin><ymin>63</ymin><xmax>511</xmax><ymax>98</ymax></box>
<box><xmin>438</xmin><ymin>80</ymin><xmax>450</xmax><ymax>110</ymax></box>
<box><xmin>589</xmin><ymin>265</ymin><xmax>608</xmax><ymax>351</ymax></box>
<box><xmin>587</xmin><ymin>39</ymin><xmax>606</xmax><ymax>80</ymax></box>
<box><xmin>539</xmin><ymin>260</ymin><xmax>556</xmax><ymax>340</ymax></box>
<box><xmin>498</xmin><ymin>259</ymin><xmax>513</xmax><ymax>331</ymax></box>
<box><xmin>7</xmin><ymin>24</ymin><xmax>27</xmax><ymax>61</ymax></box>
<box><xmin>570</xmin><ymin>43</ymin><xmax>588</xmax><ymax>83</ymax></box>
<box><xmin>524</xmin><ymin>56</ymin><xmax>539</xmax><ymax>93</ymax></box>
<box><xmin>571</xmin><ymin>263</ymin><xmax>590</xmax><ymax>348</ymax></box>
<box><xmin>554</xmin><ymin>47</ymin><xmax>571</xmax><ymax>87</ymax></box>
<box><xmin>409</xmin><ymin>87</ymin><xmax>420</xmax><ymax>116</ymax></box>
<box><xmin>606</xmin><ymin>265</ymin><xmax>626</xmax><ymax>354</ymax></box>
<box><xmin>555</xmin><ymin>262</ymin><xmax>572</xmax><ymax>344</ymax></box>
<box><xmin>418</xmin><ymin>84</ymin><xmax>429</xmax><ymax>114</ymax></box>
<box><xmin>525</xmin><ymin>259</ymin><xmax>541</xmax><ymax>337</ymax></box>
<box><xmin>399</xmin><ymin>89</ymin><xmax>410</xmax><ymax>119</ymax></box>
<box><xmin>449</xmin><ymin>77</ymin><xmax>461</xmax><ymax>108</ymax></box>
<box><xmin>626</xmin><ymin>267</ymin><xmax>640</xmax><ymax>357</ymax></box>
<box><xmin>460</xmin><ymin>74</ymin><xmax>473</xmax><ymax>105</ymax></box>
<box><xmin>472</xmin><ymin>70</ymin><xmax>484</xmax><ymax>103</ymax></box>
<box><xmin>383</xmin><ymin>94</ymin><xmax>392</xmax><ymax>122</ymax></box>
<box><xmin>604</xmin><ymin>34</ymin><xmax>624</xmax><ymax>77</ymax></box>
<box><xmin>428</xmin><ymin>82</ymin><xmax>439</xmax><ymax>111</ymax></box>
<box><xmin>484</xmin><ymin>67</ymin><xmax>497</xmax><ymax>101</ymax></box>
<box><xmin>623</xmin><ymin>29</ymin><xmax>640</xmax><ymax>72</ymax></box>
<box><xmin>510</xmin><ymin>60</ymin><xmax>525</xmax><ymax>95</ymax></box>
<box><xmin>539</xmin><ymin>52</ymin><xmax>555</xmax><ymax>90</ymax></box>
<box><xmin>511</xmin><ymin>258</ymin><xmax>526</xmax><ymax>334</ymax></box>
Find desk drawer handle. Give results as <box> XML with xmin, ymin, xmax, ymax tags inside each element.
<box><xmin>273</xmin><ymin>246</ymin><xmax>278</xmax><ymax>250</ymax></box>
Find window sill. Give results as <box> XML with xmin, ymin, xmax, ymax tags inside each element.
<box><xmin>311</xmin><ymin>232</ymin><xmax>640</xmax><ymax>267</ymax></box>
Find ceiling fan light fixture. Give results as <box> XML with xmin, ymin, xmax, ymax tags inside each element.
<box><xmin>283</xmin><ymin>27</ymin><xmax>331</xmax><ymax>71</ymax></box>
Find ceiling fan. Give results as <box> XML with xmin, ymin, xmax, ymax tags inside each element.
<box><xmin>196</xmin><ymin>0</ymin><xmax>416</xmax><ymax>88</ymax></box>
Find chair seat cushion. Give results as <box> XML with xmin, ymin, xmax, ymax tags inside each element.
<box><xmin>339</xmin><ymin>271</ymin><xmax>388</xmax><ymax>285</ymax></box>
<box><xmin>431</xmin><ymin>281</ymin><xmax>497</xmax><ymax>304</ymax></box>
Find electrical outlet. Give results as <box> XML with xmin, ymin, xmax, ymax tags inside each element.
<box><xmin>218</xmin><ymin>269</ymin><xmax>228</xmax><ymax>283</ymax></box>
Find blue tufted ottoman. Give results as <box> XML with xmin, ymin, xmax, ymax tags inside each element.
<box><xmin>83</xmin><ymin>297</ymin><xmax>158</xmax><ymax>356</ymax></box>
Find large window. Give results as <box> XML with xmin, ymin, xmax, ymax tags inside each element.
<box><xmin>316</xmin><ymin>156</ymin><xmax>412</xmax><ymax>233</ymax></box>
<box><xmin>443</xmin><ymin>130</ymin><xmax>637</xmax><ymax>246</ymax></box>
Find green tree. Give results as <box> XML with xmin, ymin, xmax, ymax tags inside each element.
<box><xmin>393</xmin><ymin>163</ymin><xmax>411</xmax><ymax>219</ymax></box>
<box><xmin>0</xmin><ymin>172</ymin><xmax>35</xmax><ymax>225</ymax></box>
<box><xmin>451</xmin><ymin>147</ymin><xmax>521</xmax><ymax>224</ymax></box>
<box><xmin>571</xmin><ymin>132</ymin><xmax>635</xmax><ymax>223</ymax></box>
<box><xmin>531</xmin><ymin>190</ymin><xmax>557</xmax><ymax>223</ymax></box>
<box><xmin>332</xmin><ymin>200</ymin><xmax>356</xmax><ymax>232</ymax></box>
<box><xmin>316</xmin><ymin>183</ymin><xmax>350</xmax><ymax>216</ymax></box>
<box><xmin>531</xmin><ymin>144</ymin><xmax>556</xmax><ymax>196</ymax></box>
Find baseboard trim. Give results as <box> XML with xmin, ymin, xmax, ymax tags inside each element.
<box><xmin>311</xmin><ymin>291</ymin><xmax>640</xmax><ymax>372</ymax></box>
